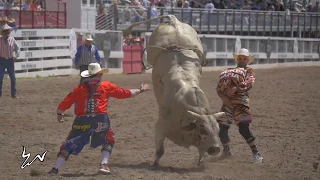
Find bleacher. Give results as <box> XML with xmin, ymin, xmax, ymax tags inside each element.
<box><xmin>113</xmin><ymin>6</ymin><xmax>319</xmax><ymax>38</ymax></box>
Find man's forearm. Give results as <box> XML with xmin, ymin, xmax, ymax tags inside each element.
<box><xmin>131</xmin><ymin>88</ymin><xmax>146</xmax><ymax>97</ymax></box>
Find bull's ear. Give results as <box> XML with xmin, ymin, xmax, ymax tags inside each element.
<box><xmin>181</xmin><ymin>122</ymin><xmax>197</xmax><ymax>131</ymax></box>
<box><xmin>212</xmin><ymin>112</ymin><xmax>226</xmax><ymax>119</ymax></box>
<box><xmin>181</xmin><ymin>111</ymin><xmax>201</xmax><ymax>131</ymax></box>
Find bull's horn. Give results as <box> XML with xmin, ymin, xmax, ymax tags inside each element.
<box><xmin>186</xmin><ymin>110</ymin><xmax>201</xmax><ymax>120</ymax></box>
<box><xmin>182</xmin><ymin>110</ymin><xmax>201</xmax><ymax>131</ymax></box>
<box><xmin>212</xmin><ymin>112</ymin><xmax>226</xmax><ymax>119</ymax></box>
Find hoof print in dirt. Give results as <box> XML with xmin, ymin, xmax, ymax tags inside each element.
<box><xmin>312</xmin><ymin>162</ymin><xmax>319</xmax><ymax>170</ymax></box>
<box><xmin>30</xmin><ymin>169</ymin><xmax>43</xmax><ymax>177</ymax></box>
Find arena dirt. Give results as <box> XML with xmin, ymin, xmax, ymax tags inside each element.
<box><xmin>0</xmin><ymin>66</ymin><xmax>319</xmax><ymax>180</ymax></box>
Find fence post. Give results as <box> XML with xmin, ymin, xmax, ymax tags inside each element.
<box><xmin>44</xmin><ymin>10</ymin><xmax>47</xmax><ymax>28</ymax></box>
<box><xmin>216</xmin><ymin>11</ymin><xmax>219</xmax><ymax>34</ymax></box>
<box><xmin>57</xmin><ymin>11</ymin><xmax>59</xmax><ymax>29</ymax></box>
<box><xmin>32</xmin><ymin>10</ymin><xmax>34</xmax><ymax>29</ymax></box>
<box><xmin>113</xmin><ymin>5</ymin><xmax>118</xmax><ymax>30</ymax></box>
<box><xmin>64</xmin><ymin>2</ymin><xmax>67</xmax><ymax>28</ymax></box>
<box><xmin>147</xmin><ymin>7</ymin><xmax>151</xmax><ymax>31</ymax></box>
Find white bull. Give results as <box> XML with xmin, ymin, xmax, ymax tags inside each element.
<box><xmin>123</xmin><ymin>15</ymin><xmax>225</xmax><ymax>166</ymax></box>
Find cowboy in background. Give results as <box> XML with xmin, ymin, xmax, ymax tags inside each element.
<box><xmin>216</xmin><ymin>48</ymin><xmax>263</xmax><ymax>163</ymax></box>
<box><xmin>74</xmin><ymin>34</ymin><xmax>102</xmax><ymax>83</ymax></box>
<box><xmin>71</xmin><ymin>32</ymin><xmax>84</xmax><ymax>69</ymax></box>
<box><xmin>0</xmin><ymin>23</ymin><xmax>20</xmax><ymax>98</ymax></box>
<box><xmin>48</xmin><ymin>63</ymin><xmax>150</xmax><ymax>176</ymax></box>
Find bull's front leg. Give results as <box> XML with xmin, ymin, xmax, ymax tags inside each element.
<box><xmin>152</xmin><ymin>120</ymin><xmax>165</xmax><ymax>167</ymax></box>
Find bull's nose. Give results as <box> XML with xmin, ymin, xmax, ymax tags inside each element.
<box><xmin>207</xmin><ymin>146</ymin><xmax>221</xmax><ymax>155</ymax></box>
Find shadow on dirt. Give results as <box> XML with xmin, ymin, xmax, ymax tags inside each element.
<box><xmin>60</xmin><ymin>172</ymin><xmax>104</xmax><ymax>177</ymax></box>
<box><xmin>111</xmin><ymin>162</ymin><xmax>205</xmax><ymax>173</ymax></box>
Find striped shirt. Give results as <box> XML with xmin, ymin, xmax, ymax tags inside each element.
<box><xmin>75</xmin><ymin>45</ymin><xmax>102</xmax><ymax>66</ymax></box>
<box><xmin>0</xmin><ymin>36</ymin><xmax>20</xmax><ymax>59</ymax></box>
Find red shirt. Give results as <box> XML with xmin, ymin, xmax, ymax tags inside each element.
<box><xmin>57</xmin><ymin>80</ymin><xmax>134</xmax><ymax>116</ymax></box>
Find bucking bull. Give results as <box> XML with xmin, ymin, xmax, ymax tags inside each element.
<box><xmin>123</xmin><ymin>15</ymin><xmax>226</xmax><ymax>166</ymax></box>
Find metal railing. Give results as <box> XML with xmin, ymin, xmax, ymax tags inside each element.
<box><xmin>113</xmin><ymin>6</ymin><xmax>320</xmax><ymax>38</ymax></box>
<box><xmin>0</xmin><ymin>10</ymin><xmax>67</xmax><ymax>29</ymax></box>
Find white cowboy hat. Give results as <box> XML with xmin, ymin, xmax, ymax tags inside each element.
<box><xmin>80</xmin><ymin>63</ymin><xmax>109</xmax><ymax>77</ymax></box>
<box><xmin>1</xmin><ymin>24</ymin><xmax>12</xmax><ymax>31</ymax></box>
<box><xmin>84</xmin><ymin>34</ymin><xmax>94</xmax><ymax>41</ymax></box>
<box><xmin>233</xmin><ymin>48</ymin><xmax>254</xmax><ymax>64</ymax></box>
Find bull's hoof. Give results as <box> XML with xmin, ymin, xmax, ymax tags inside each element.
<box><xmin>197</xmin><ymin>160</ymin><xmax>205</xmax><ymax>168</ymax></box>
<box><xmin>197</xmin><ymin>161</ymin><xmax>201</xmax><ymax>166</ymax></box>
<box><xmin>197</xmin><ymin>159</ymin><xmax>204</xmax><ymax>166</ymax></box>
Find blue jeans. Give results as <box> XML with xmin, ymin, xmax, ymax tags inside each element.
<box><xmin>0</xmin><ymin>58</ymin><xmax>16</xmax><ymax>96</ymax></box>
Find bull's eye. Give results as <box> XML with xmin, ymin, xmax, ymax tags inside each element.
<box><xmin>200</xmin><ymin>128</ymin><xmax>208</xmax><ymax>135</ymax></box>
<box><xmin>200</xmin><ymin>125</ymin><xmax>205</xmax><ymax>128</ymax></box>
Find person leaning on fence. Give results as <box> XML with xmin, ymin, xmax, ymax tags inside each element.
<box><xmin>48</xmin><ymin>63</ymin><xmax>150</xmax><ymax>176</ymax></box>
<box><xmin>0</xmin><ymin>23</ymin><xmax>20</xmax><ymax>99</ymax></box>
<box><xmin>75</xmin><ymin>34</ymin><xmax>102</xmax><ymax>83</ymax></box>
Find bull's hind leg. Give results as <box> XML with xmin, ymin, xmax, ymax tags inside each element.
<box><xmin>152</xmin><ymin>121</ymin><xmax>165</xmax><ymax>167</ymax></box>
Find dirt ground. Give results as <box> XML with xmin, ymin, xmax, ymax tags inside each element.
<box><xmin>0</xmin><ymin>66</ymin><xmax>319</xmax><ymax>180</ymax></box>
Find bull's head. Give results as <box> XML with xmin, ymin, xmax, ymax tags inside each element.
<box><xmin>182</xmin><ymin>110</ymin><xmax>225</xmax><ymax>164</ymax></box>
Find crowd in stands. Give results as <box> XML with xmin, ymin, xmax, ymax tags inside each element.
<box><xmin>0</xmin><ymin>0</ymin><xmax>45</xmax><ymax>11</ymax></box>
<box><xmin>0</xmin><ymin>0</ymin><xmax>46</xmax><ymax>30</ymax></box>
<box><xmin>115</xmin><ymin>0</ymin><xmax>320</xmax><ymax>13</ymax></box>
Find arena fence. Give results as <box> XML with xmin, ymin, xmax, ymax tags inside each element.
<box><xmin>117</xmin><ymin>6</ymin><xmax>320</xmax><ymax>38</ymax></box>
<box><xmin>4</xmin><ymin>28</ymin><xmax>320</xmax><ymax>78</ymax></box>
<box><xmin>142</xmin><ymin>32</ymin><xmax>320</xmax><ymax>68</ymax></box>
<box><xmin>82</xmin><ymin>6</ymin><xmax>320</xmax><ymax>38</ymax></box>
<box><xmin>0</xmin><ymin>9</ymin><xmax>66</xmax><ymax>29</ymax></box>
<box><xmin>9</xmin><ymin>28</ymin><xmax>124</xmax><ymax>78</ymax></box>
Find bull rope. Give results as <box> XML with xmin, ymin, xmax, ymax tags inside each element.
<box><xmin>141</xmin><ymin>45</ymin><xmax>207</xmax><ymax>70</ymax></box>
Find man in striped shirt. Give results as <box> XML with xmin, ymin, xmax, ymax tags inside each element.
<box><xmin>75</xmin><ymin>34</ymin><xmax>102</xmax><ymax>83</ymax></box>
<box><xmin>0</xmin><ymin>24</ymin><xmax>20</xmax><ymax>98</ymax></box>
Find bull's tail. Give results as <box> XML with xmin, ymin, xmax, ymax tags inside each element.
<box><xmin>122</xmin><ymin>15</ymin><xmax>177</xmax><ymax>37</ymax></box>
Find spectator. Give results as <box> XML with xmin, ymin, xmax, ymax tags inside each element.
<box><xmin>205</xmin><ymin>0</ymin><xmax>216</xmax><ymax>10</ymax></box>
<box><xmin>251</xmin><ymin>1</ymin><xmax>261</xmax><ymax>10</ymax></box>
<box><xmin>4</xmin><ymin>0</ymin><xmax>14</xmax><ymax>10</ymax></box>
<box><xmin>96</xmin><ymin>3</ymin><xmax>108</xmax><ymax>30</ymax></box>
<box><xmin>279</xmin><ymin>1</ymin><xmax>285</xmax><ymax>11</ymax></box>
<box><xmin>0</xmin><ymin>1</ymin><xmax>4</xmax><ymax>9</ymax></box>
<box><xmin>177</xmin><ymin>0</ymin><xmax>183</xmax><ymax>7</ymax></box>
<box><xmin>312</xmin><ymin>1</ymin><xmax>319</xmax><ymax>12</ymax></box>
<box><xmin>213</xmin><ymin>0</ymin><xmax>219</xmax><ymax>9</ymax></box>
<box><xmin>30</xmin><ymin>0</ymin><xmax>40</xmax><ymax>10</ymax></box>
<box><xmin>157</xmin><ymin>0</ymin><xmax>165</xmax><ymax>7</ymax></box>
<box><xmin>22</xmin><ymin>0</ymin><xmax>30</xmax><ymax>10</ymax></box>
<box><xmin>190</xmin><ymin>1</ymin><xmax>195</xmax><ymax>8</ymax></box>
<box><xmin>182</xmin><ymin>1</ymin><xmax>191</xmax><ymax>22</ymax></box>
<box><xmin>151</xmin><ymin>5</ymin><xmax>157</xmax><ymax>19</ymax></box>
<box><xmin>183</xmin><ymin>1</ymin><xmax>191</xmax><ymax>8</ymax></box>
<box><xmin>242</xmin><ymin>0</ymin><xmax>251</xmax><ymax>10</ymax></box>
<box><xmin>219</xmin><ymin>0</ymin><xmax>226</xmax><ymax>9</ymax></box>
